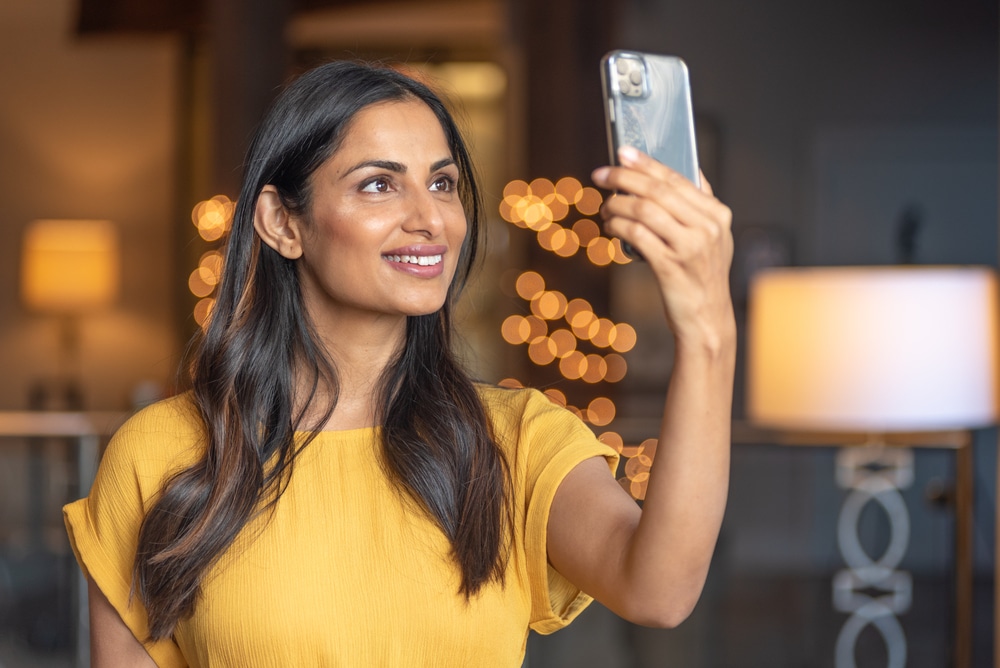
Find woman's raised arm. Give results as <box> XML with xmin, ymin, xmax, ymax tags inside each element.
<box><xmin>546</xmin><ymin>145</ymin><xmax>735</xmax><ymax>627</ymax></box>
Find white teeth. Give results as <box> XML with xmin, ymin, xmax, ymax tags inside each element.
<box><xmin>385</xmin><ymin>254</ymin><xmax>442</xmax><ymax>266</ymax></box>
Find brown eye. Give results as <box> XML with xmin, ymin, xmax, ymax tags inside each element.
<box><xmin>430</xmin><ymin>175</ymin><xmax>457</xmax><ymax>192</ymax></box>
<box><xmin>361</xmin><ymin>177</ymin><xmax>392</xmax><ymax>193</ymax></box>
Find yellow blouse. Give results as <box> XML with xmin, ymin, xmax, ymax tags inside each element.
<box><xmin>64</xmin><ymin>386</ymin><xmax>618</xmax><ymax>667</ymax></box>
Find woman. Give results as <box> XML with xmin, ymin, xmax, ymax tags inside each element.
<box><xmin>65</xmin><ymin>60</ymin><xmax>735</xmax><ymax>667</ymax></box>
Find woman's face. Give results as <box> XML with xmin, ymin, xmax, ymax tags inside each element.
<box><xmin>294</xmin><ymin>99</ymin><xmax>468</xmax><ymax>329</ymax></box>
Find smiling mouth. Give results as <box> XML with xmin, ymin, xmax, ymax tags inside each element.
<box><xmin>383</xmin><ymin>254</ymin><xmax>443</xmax><ymax>266</ymax></box>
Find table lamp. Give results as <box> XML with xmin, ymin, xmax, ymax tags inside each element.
<box><xmin>20</xmin><ymin>219</ymin><xmax>120</xmax><ymax>409</ymax></box>
<box><xmin>746</xmin><ymin>265</ymin><xmax>999</xmax><ymax>668</ymax></box>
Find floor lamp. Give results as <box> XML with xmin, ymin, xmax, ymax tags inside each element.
<box><xmin>745</xmin><ymin>266</ymin><xmax>999</xmax><ymax>668</ymax></box>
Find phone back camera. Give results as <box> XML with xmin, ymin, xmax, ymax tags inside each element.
<box><xmin>614</xmin><ymin>56</ymin><xmax>646</xmax><ymax>98</ymax></box>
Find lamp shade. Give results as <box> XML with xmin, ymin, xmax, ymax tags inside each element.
<box><xmin>20</xmin><ymin>219</ymin><xmax>120</xmax><ymax>313</ymax></box>
<box><xmin>746</xmin><ymin>266</ymin><xmax>1000</xmax><ymax>432</ymax></box>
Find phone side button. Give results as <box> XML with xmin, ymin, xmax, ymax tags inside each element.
<box><xmin>607</xmin><ymin>99</ymin><xmax>615</xmax><ymax>122</ymax></box>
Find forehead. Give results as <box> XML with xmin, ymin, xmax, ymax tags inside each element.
<box><xmin>335</xmin><ymin>99</ymin><xmax>452</xmax><ymax>157</ymax></box>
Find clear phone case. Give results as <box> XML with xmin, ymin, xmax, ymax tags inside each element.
<box><xmin>601</xmin><ymin>50</ymin><xmax>700</xmax><ymax>187</ymax></box>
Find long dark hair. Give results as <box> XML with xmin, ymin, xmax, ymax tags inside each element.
<box><xmin>134</xmin><ymin>61</ymin><xmax>512</xmax><ymax>640</ymax></box>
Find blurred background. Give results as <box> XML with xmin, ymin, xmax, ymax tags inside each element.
<box><xmin>0</xmin><ymin>0</ymin><xmax>996</xmax><ymax>666</ymax></box>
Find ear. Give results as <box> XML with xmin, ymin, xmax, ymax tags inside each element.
<box><xmin>254</xmin><ymin>185</ymin><xmax>304</xmax><ymax>259</ymax></box>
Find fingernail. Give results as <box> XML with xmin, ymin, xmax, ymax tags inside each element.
<box><xmin>592</xmin><ymin>166</ymin><xmax>610</xmax><ymax>181</ymax></box>
<box><xmin>619</xmin><ymin>146</ymin><xmax>639</xmax><ymax>164</ymax></box>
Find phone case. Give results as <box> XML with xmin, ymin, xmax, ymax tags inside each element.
<box><xmin>601</xmin><ymin>50</ymin><xmax>700</xmax><ymax>187</ymax></box>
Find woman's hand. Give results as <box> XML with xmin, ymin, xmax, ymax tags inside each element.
<box><xmin>591</xmin><ymin>145</ymin><xmax>735</xmax><ymax>351</ymax></box>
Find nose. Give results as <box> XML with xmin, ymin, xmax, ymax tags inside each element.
<box><xmin>402</xmin><ymin>187</ymin><xmax>446</xmax><ymax>238</ymax></box>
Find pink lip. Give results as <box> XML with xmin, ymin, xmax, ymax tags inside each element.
<box><xmin>381</xmin><ymin>244</ymin><xmax>448</xmax><ymax>278</ymax></box>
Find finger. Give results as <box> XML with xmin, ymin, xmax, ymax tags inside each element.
<box><xmin>599</xmin><ymin>174</ymin><xmax>729</xmax><ymax>246</ymax></box>
<box><xmin>593</xmin><ymin>162</ymin><xmax>727</xmax><ymax>225</ymax></box>
<box><xmin>601</xmin><ymin>212</ymin><xmax>684</xmax><ymax>264</ymax></box>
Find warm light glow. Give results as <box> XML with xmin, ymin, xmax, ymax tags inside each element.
<box><xmin>623</xmin><ymin>438</ymin><xmax>659</xmax><ymax>501</ymax></box>
<box><xmin>747</xmin><ymin>266</ymin><xmax>1000</xmax><ymax>431</ymax></box>
<box><xmin>531</xmin><ymin>290</ymin><xmax>567</xmax><ymax>320</ymax></box>
<box><xmin>515</xmin><ymin>271</ymin><xmax>545</xmax><ymax>300</ymax></box>
<box><xmin>570</xmin><ymin>312</ymin><xmax>600</xmax><ymax>341</ymax></box>
<box><xmin>549</xmin><ymin>329</ymin><xmax>577</xmax><ymax>358</ymax></box>
<box><xmin>582</xmin><ymin>354</ymin><xmax>608</xmax><ymax>383</ymax></box>
<box><xmin>553</xmin><ymin>229</ymin><xmax>581</xmax><ymax>257</ymax></box>
<box><xmin>497</xmin><ymin>175</ymin><xmax>644</xmax><ymax>498</ymax></box>
<box><xmin>193</xmin><ymin>195</ymin><xmax>234</xmax><ymax>242</ymax></box>
<box><xmin>559</xmin><ymin>351</ymin><xmax>587</xmax><ymax>380</ymax></box>
<box><xmin>528</xmin><ymin>336</ymin><xmax>558</xmax><ymax>365</ymax></box>
<box><xmin>575</xmin><ymin>187</ymin><xmax>603</xmax><ymax>216</ymax></box>
<box><xmin>498</xmin><ymin>377</ymin><xmax>524</xmax><ymax>389</ymax></box>
<box><xmin>188</xmin><ymin>267</ymin><xmax>216</xmax><ymax>298</ymax></box>
<box><xmin>591</xmin><ymin>318</ymin><xmax>616</xmax><ymax>348</ymax></box>
<box><xmin>544</xmin><ymin>388</ymin><xmax>567</xmax><ymax>406</ymax></box>
<box><xmin>610</xmin><ymin>323</ymin><xmax>637</xmax><ymax>352</ymax></box>
<box><xmin>597</xmin><ymin>431</ymin><xmax>624</xmax><ymax>453</ymax></box>
<box><xmin>604</xmin><ymin>354</ymin><xmax>628</xmax><ymax>382</ymax></box>
<box><xmin>587</xmin><ymin>397</ymin><xmax>616</xmax><ymax>426</ymax></box>
<box><xmin>586</xmin><ymin>237</ymin><xmax>615</xmax><ymax>266</ymax></box>
<box><xmin>529</xmin><ymin>177</ymin><xmax>555</xmax><ymax>200</ymax></box>
<box><xmin>194</xmin><ymin>297</ymin><xmax>216</xmax><ymax>328</ymax></box>
<box><xmin>21</xmin><ymin>219</ymin><xmax>120</xmax><ymax>313</ymax></box>
<box><xmin>538</xmin><ymin>225</ymin><xmax>564</xmax><ymax>253</ymax></box>
<box><xmin>501</xmin><ymin>315</ymin><xmax>530</xmax><ymax>344</ymax></box>
<box><xmin>555</xmin><ymin>176</ymin><xmax>583</xmax><ymax>204</ymax></box>
<box><xmin>503</xmin><ymin>180</ymin><xmax>530</xmax><ymax>198</ymax></box>
<box><xmin>573</xmin><ymin>219</ymin><xmax>601</xmax><ymax>246</ymax></box>
<box><xmin>546</xmin><ymin>194</ymin><xmax>570</xmax><ymax>222</ymax></box>
<box><xmin>521</xmin><ymin>197</ymin><xmax>553</xmax><ymax>231</ymax></box>
<box><xmin>199</xmin><ymin>250</ymin><xmax>224</xmax><ymax>282</ymax></box>
<box><xmin>564</xmin><ymin>298</ymin><xmax>593</xmax><ymax>325</ymax></box>
<box><xmin>524</xmin><ymin>315</ymin><xmax>548</xmax><ymax>341</ymax></box>
<box><xmin>611</xmin><ymin>238</ymin><xmax>632</xmax><ymax>264</ymax></box>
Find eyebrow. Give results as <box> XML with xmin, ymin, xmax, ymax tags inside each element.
<box><xmin>343</xmin><ymin>157</ymin><xmax>457</xmax><ymax>176</ymax></box>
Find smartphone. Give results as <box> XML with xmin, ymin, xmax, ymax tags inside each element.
<box><xmin>601</xmin><ymin>50</ymin><xmax>700</xmax><ymax>258</ymax></box>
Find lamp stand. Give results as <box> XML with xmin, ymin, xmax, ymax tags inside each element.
<box><xmin>833</xmin><ymin>443</ymin><xmax>913</xmax><ymax>668</ymax></box>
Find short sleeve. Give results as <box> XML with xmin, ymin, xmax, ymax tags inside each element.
<box><xmin>63</xmin><ymin>398</ymin><xmax>200</xmax><ymax>668</ymax></box>
<box><xmin>512</xmin><ymin>389</ymin><xmax>619</xmax><ymax>634</ymax></box>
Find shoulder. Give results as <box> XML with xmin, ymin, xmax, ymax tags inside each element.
<box><xmin>475</xmin><ymin>383</ymin><xmax>559</xmax><ymax>424</ymax></box>
<box><xmin>101</xmin><ymin>393</ymin><xmax>206</xmax><ymax>484</ymax></box>
<box><xmin>474</xmin><ymin>383</ymin><xmax>596</xmax><ymax>447</ymax></box>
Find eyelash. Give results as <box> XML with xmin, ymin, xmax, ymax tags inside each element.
<box><xmin>360</xmin><ymin>174</ymin><xmax>458</xmax><ymax>194</ymax></box>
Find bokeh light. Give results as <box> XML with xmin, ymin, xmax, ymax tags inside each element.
<box><xmin>193</xmin><ymin>297</ymin><xmax>215</xmax><ymax>328</ymax></box>
<box><xmin>528</xmin><ymin>336</ymin><xmax>558</xmax><ymax>365</ymax></box>
<box><xmin>549</xmin><ymin>329</ymin><xmax>577</xmax><ymax>358</ymax></box>
<box><xmin>610</xmin><ymin>323</ymin><xmax>637</xmax><ymax>353</ymax></box>
<box><xmin>597</xmin><ymin>431</ymin><xmax>624</xmax><ymax>453</ymax></box>
<box><xmin>604</xmin><ymin>353</ymin><xmax>628</xmax><ymax>383</ymax></box>
<box><xmin>558</xmin><ymin>351</ymin><xmax>586</xmax><ymax>380</ymax></box>
<box><xmin>515</xmin><ymin>271</ymin><xmax>545</xmax><ymax>300</ymax></box>
<box><xmin>498</xmin><ymin>175</ymin><xmax>650</xmax><ymax>499</ymax></box>
<box><xmin>573</xmin><ymin>219</ymin><xmax>601</xmax><ymax>246</ymax></box>
<box><xmin>587</xmin><ymin>397</ymin><xmax>616</xmax><ymax>426</ymax></box>
<box><xmin>575</xmin><ymin>187</ymin><xmax>603</xmax><ymax>216</ymax></box>
<box><xmin>544</xmin><ymin>388</ymin><xmax>568</xmax><ymax>407</ymax></box>
<box><xmin>581</xmin><ymin>354</ymin><xmax>608</xmax><ymax>384</ymax></box>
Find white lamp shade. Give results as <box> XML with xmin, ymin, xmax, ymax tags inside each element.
<box><xmin>21</xmin><ymin>219</ymin><xmax>120</xmax><ymax>313</ymax></box>
<box><xmin>746</xmin><ymin>266</ymin><xmax>1000</xmax><ymax>432</ymax></box>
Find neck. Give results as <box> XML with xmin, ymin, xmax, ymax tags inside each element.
<box><xmin>299</xmin><ymin>307</ymin><xmax>408</xmax><ymax>431</ymax></box>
